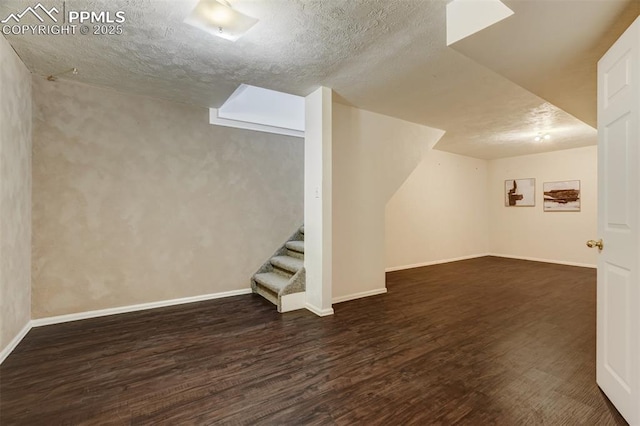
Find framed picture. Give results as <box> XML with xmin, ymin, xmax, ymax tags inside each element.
<box><xmin>505</xmin><ymin>178</ymin><xmax>535</xmax><ymax>207</ymax></box>
<box><xmin>544</xmin><ymin>180</ymin><xmax>580</xmax><ymax>212</ymax></box>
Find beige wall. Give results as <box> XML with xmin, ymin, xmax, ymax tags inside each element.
<box><xmin>332</xmin><ymin>103</ymin><xmax>445</xmax><ymax>300</ymax></box>
<box><xmin>0</xmin><ymin>35</ymin><xmax>32</xmax><ymax>354</ymax></box>
<box><xmin>385</xmin><ymin>149</ymin><xmax>489</xmax><ymax>269</ymax></box>
<box><xmin>32</xmin><ymin>77</ymin><xmax>303</xmax><ymax>318</ymax></box>
<box><xmin>384</xmin><ymin>143</ymin><xmax>597</xmax><ymax>271</ymax></box>
<box><xmin>488</xmin><ymin>146</ymin><xmax>598</xmax><ymax>266</ymax></box>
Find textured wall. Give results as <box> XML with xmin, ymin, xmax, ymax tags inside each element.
<box><xmin>385</xmin><ymin>150</ymin><xmax>490</xmax><ymax>269</ymax></box>
<box><xmin>32</xmin><ymin>77</ymin><xmax>303</xmax><ymax>318</ymax></box>
<box><xmin>488</xmin><ymin>146</ymin><xmax>597</xmax><ymax>266</ymax></box>
<box><xmin>0</xmin><ymin>35</ymin><xmax>32</xmax><ymax>353</ymax></box>
<box><xmin>332</xmin><ymin>103</ymin><xmax>445</xmax><ymax>300</ymax></box>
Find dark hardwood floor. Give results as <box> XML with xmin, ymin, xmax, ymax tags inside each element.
<box><xmin>0</xmin><ymin>256</ymin><xmax>627</xmax><ymax>425</ymax></box>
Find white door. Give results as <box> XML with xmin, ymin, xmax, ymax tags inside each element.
<box><xmin>596</xmin><ymin>15</ymin><xmax>640</xmax><ymax>424</ymax></box>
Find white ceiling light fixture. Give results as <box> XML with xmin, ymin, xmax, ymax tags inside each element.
<box><xmin>184</xmin><ymin>0</ymin><xmax>258</xmax><ymax>41</ymax></box>
<box><xmin>534</xmin><ymin>133</ymin><xmax>551</xmax><ymax>142</ymax></box>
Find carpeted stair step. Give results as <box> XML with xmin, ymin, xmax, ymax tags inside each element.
<box><xmin>254</xmin><ymin>272</ymin><xmax>290</xmax><ymax>294</ymax></box>
<box><xmin>285</xmin><ymin>240</ymin><xmax>304</xmax><ymax>254</ymax></box>
<box><xmin>270</xmin><ymin>255</ymin><xmax>303</xmax><ymax>274</ymax></box>
<box><xmin>254</xmin><ymin>285</ymin><xmax>278</xmax><ymax>305</ymax></box>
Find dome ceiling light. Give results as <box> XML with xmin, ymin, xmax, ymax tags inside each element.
<box><xmin>534</xmin><ymin>133</ymin><xmax>551</xmax><ymax>142</ymax></box>
<box><xmin>184</xmin><ymin>0</ymin><xmax>258</xmax><ymax>42</ymax></box>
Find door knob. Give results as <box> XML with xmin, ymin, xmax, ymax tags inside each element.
<box><xmin>586</xmin><ymin>239</ymin><xmax>604</xmax><ymax>250</ymax></box>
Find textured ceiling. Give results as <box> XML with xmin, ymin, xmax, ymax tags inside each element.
<box><xmin>1</xmin><ymin>0</ymin><xmax>634</xmax><ymax>159</ymax></box>
<box><xmin>451</xmin><ymin>0</ymin><xmax>639</xmax><ymax>128</ymax></box>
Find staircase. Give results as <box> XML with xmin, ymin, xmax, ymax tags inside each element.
<box><xmin>252</xmin><ymin>225</ymin><xmax>305</xmax><ymax>312</ymax></box>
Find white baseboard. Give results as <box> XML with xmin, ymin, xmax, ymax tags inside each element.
<box><xmin>280</xmin><ymin>292</ymin><xmax>306</xmax><ymax>313</ymax></box>
<box><xmin>305</xmin><ymin>303</ymin><xmax>334</xmax><ymax>317</ymax></box>
<box><xmin>0</xmin><ymin>321</ymin><xmax>32</xmax><ymax>365</ymax></box>
<box><xmin>332</xmin><ymin>288</ymin><xmax>388</xmax><ymax>304</ymax></box>
<box><xmin>385</xmin><ymin>253</ymin><xmax>491</xmax><ymax>272</ymax></box>
<box><xmin>489</xmin><ymin>253</ymin><xmax>596</xmax><ymax>269</ymax></box>
<box><xmin>31</xmin><ymin>288</ymin><xmax>252</xmax><ymax>327</ymax></box>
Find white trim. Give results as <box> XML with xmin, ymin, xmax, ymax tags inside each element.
<box><xmin>31</xmin><ymin>289</ymin><xmax>252</xmax><ymax>327</ymax></box>
<box><xmin>332</xmin><ymin>288</ymin><xmax>388</xmax><ymax>304</ymax></box>
<box><xmin>0</xmin><ymin>321</ymin><xmax>32</xmax><ymax>365</ymax></box>
<box><xmin>210</xmin><ymin>109</ymin><xmax>304</xmax><ymax>138</ymax></box>
<box><xmin>305</xmin><ymin>303</ymin><xmax>334</xmax><ymax>317</ymax></box>
<box><xmin>280</xmin><ymin>292</ymin><xmax>306</xmax><ymax>313</ymax></box>
<box><xmin>385</xmin><ymin>253</ymin><xmax>491</xmax><ymax>272</ymax></box>
<box><xmin>489</xmin><ymin>253</ymin><xmax>597</xmax><ymax>269</ymax></box>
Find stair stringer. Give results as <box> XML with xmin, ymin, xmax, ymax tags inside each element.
<box><xmin>281</xmin><ymin>267</ymin><xmax>305</xmax><ymax>297</ymax></box>
<box><xmin>278</xmin><ymin>267</ymin><xmax>306</xmax><ymax>313</ymax></box>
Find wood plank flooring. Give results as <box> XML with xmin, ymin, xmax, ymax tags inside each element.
<box><xmin>0</xmin><ymin>256</ymin><xmax>627</xmax><ymax>425</ymax></box>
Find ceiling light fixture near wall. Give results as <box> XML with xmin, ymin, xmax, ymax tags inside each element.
<box><xmin>184</xmin><ymin>0</ymin><xmax>258</xmax><ymax>41</ymax></box>
<box><xmin>46</xmin><ymin>67</ymin><xmax>78</xmax><ymax>81</ymax></box>
<box><xmin>534</xmin><ymin>133</ymin><xmax>551</xmax><ymax>142</ymax></box>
